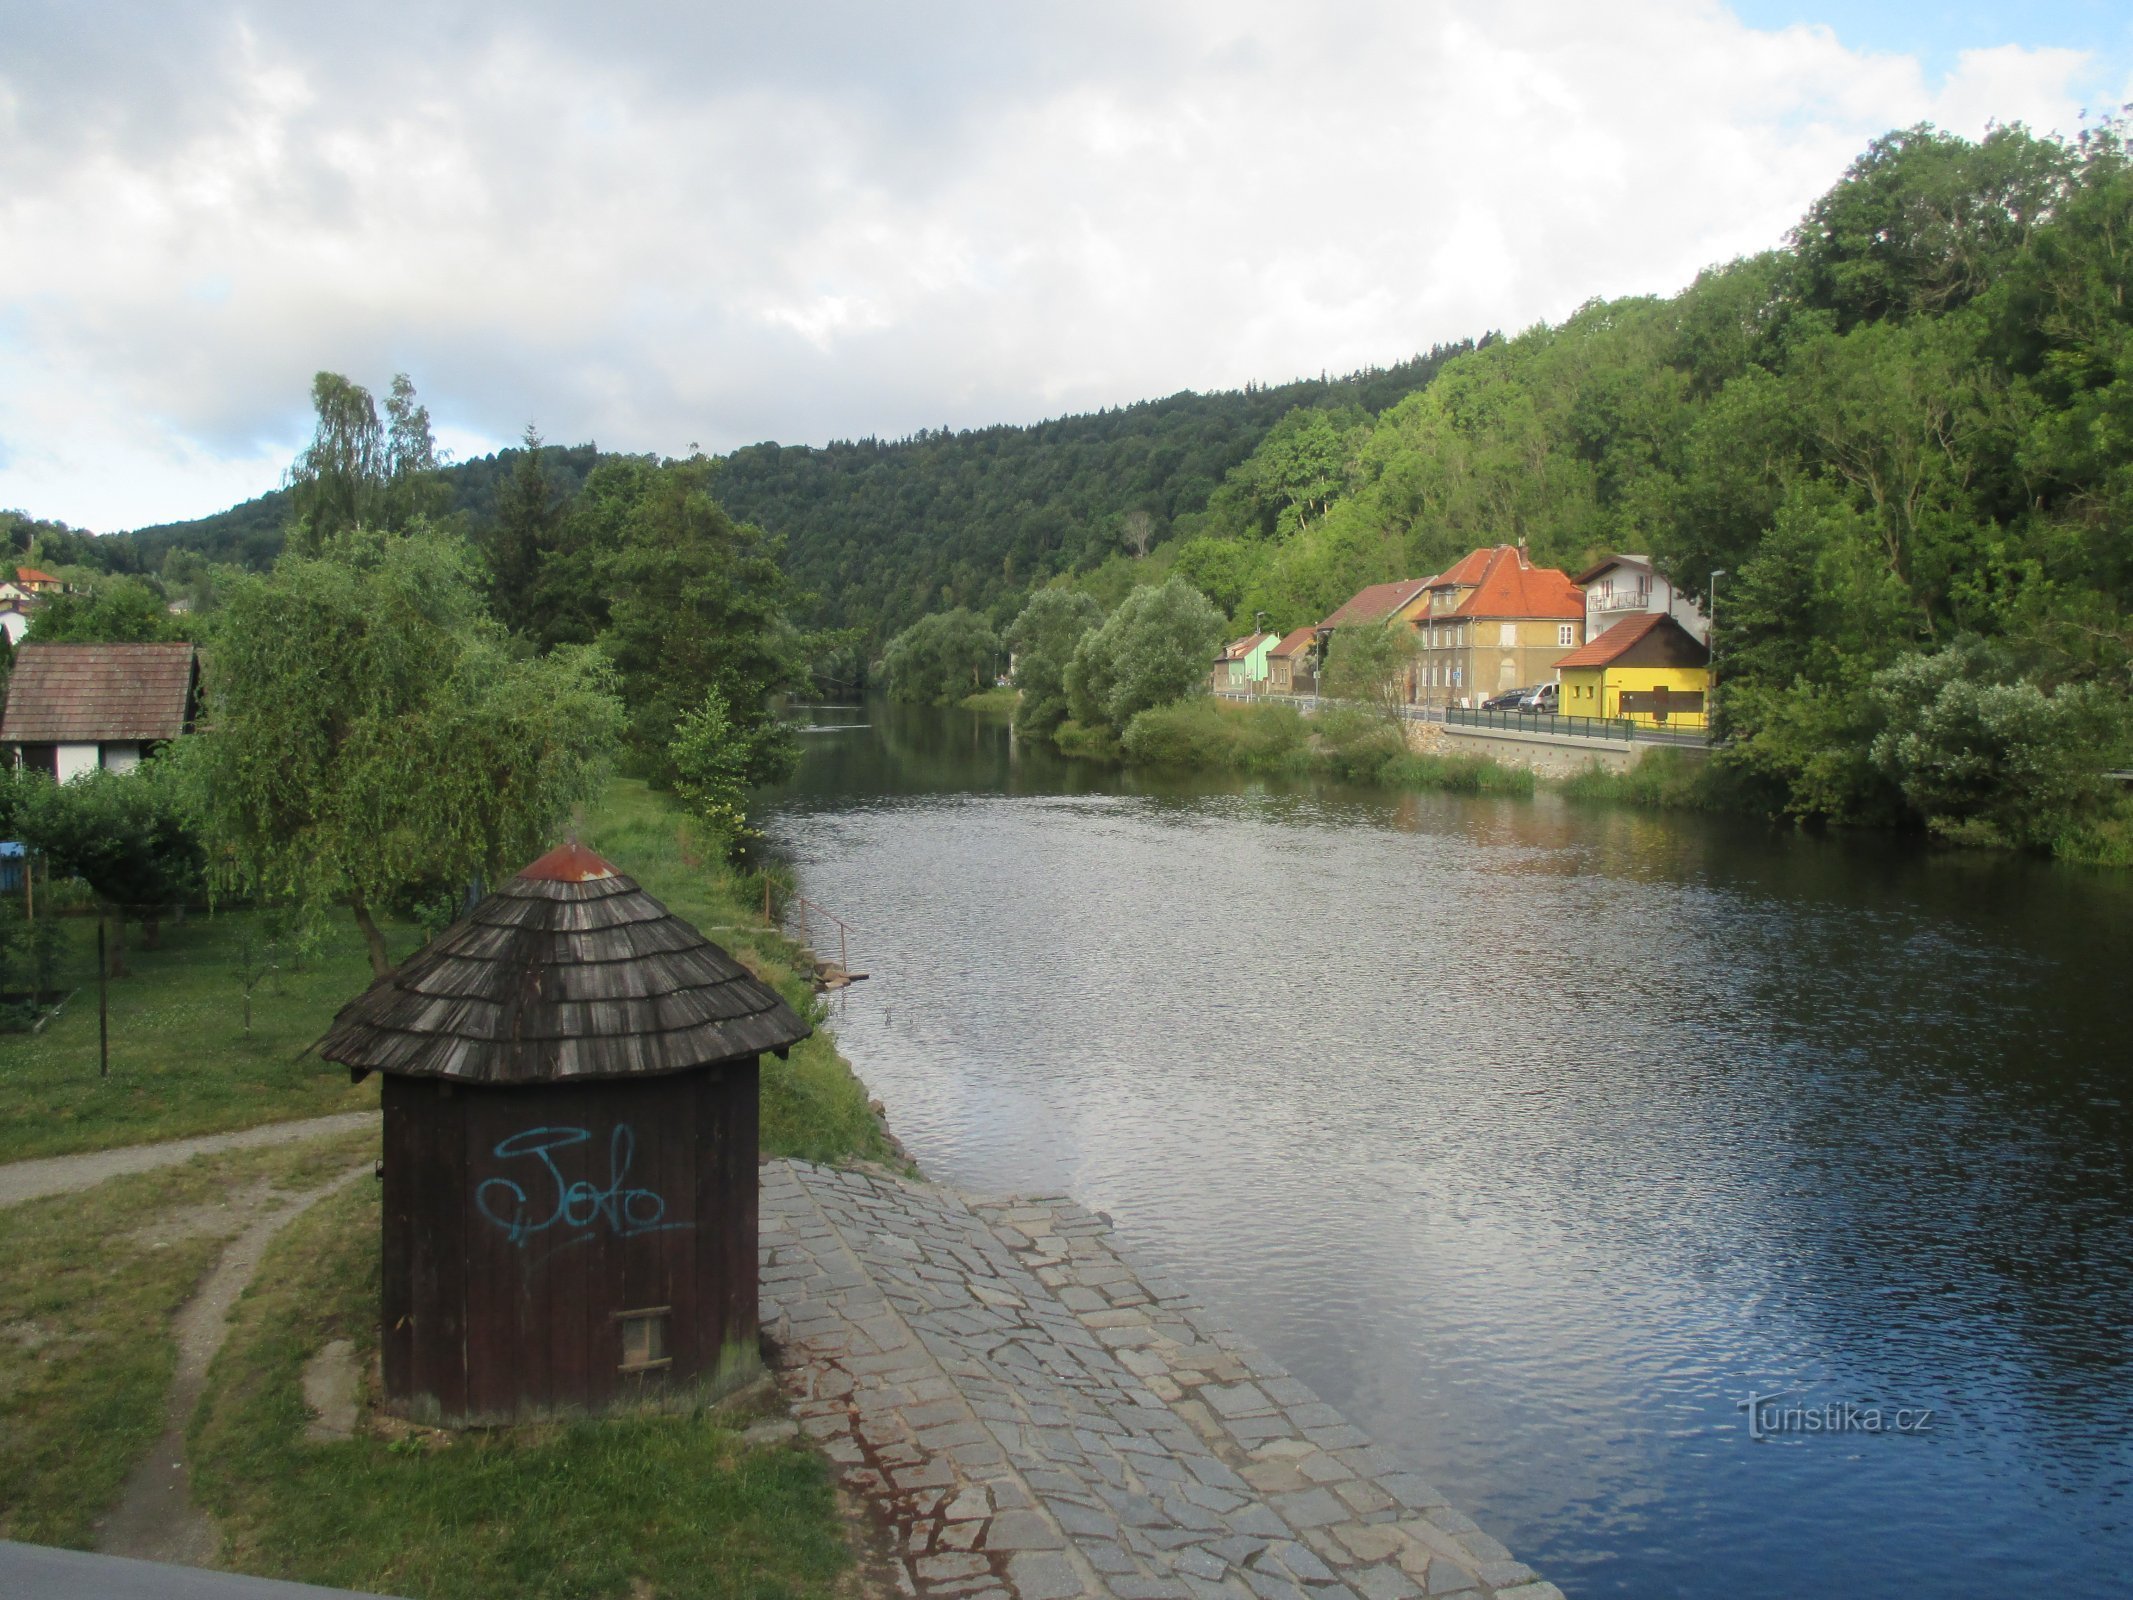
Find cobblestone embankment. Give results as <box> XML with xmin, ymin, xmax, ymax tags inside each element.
<box><xmin>760</xmin><ymin>1160</ymin><xmax>1558</xmax><ymax>1600</ymax></box>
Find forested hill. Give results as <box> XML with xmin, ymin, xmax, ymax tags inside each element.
<box><xmin>102</xmin><ymin>350</ymin><xmax>1467</xmax><ymax>641</ymax></box>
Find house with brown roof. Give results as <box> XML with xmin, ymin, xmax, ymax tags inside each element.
<box><xmin>1410</xmin><ymin>545</ymin><xmax>1585</xmax><ymax>707</ymax></box>
<box><xmin>13</xmin><ymin>567</ymin><xmax>61</xmax><ymax>597</ymax></box>
<box><xmin>0</xmin><ymin>642</ymin><xmax>199</xmax><ymax>781</ymax></box>
<box><xmin>1554</xmin><ymin>612</ymin><xmax>1710</xmax><ymax>727</ymax></box>
<box><xmin>1314</xmin><ymin>578</ymin><xmax>1434</xmax><ymax>702</ymax></box>
<box><xmin>1266</xmin><ymin>626</ymin><xmax>1319</xmax><ymax>695</ymax></box>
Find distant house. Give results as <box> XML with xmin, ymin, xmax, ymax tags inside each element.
<box><xmin>1572</xmin><ymin>554</ymin><xmax>1708</xmax><ymax>645</ymax></box>
<box><xmin>1266</xmin><ymin>626</ymin><xmax>1318</xmax><ymax>695</ymax></box>
<box><xmin>1210</xmin><ymin>631</ymin><xmax>1277</xmax><ymax>693</ymax></box>
<box><xmin>1411</xmin><ymin>545</ymin><xmax>1585</xmax><ymax>707</ymax></box>
<box><xmin>1553</xmin><ymin>613</ymin><xmax>1710</xmax><ymax>726</ymax></box>
<box><xmin>1314</xmin><ymin>578</ymin><xmax>1433</xmax><ymax>700</ymax></box>
<box><xmin>0</xmin><ymin>642</ymin><xmax>199</xmax><ymax>781</ymax></box>
<box><xmin>12</xmin><ymin>567</ymin><xmax>61</xmax><ymax>597</ymax></box>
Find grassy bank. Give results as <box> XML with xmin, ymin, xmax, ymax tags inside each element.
<box><xmin>190</xmin><ymin>1179</ymin><xmax>849</xmax><ymax>1600</ymax></box>
<box><xmin>0</xmin><ymin>907</ymin><xmax>388</xmax><ymax>1163</ymax></box>
<box><xmin>0</xmin><ymin>1127</ymin><xmax>381</xmax><ymax>1546</ymax></box>
<box><xmin>582</xmin><ymin>778</ymin><xmax>890</xmax><ymax>1165</ymax></box>
<box><xmin>959</xmin><ymin>685</ymin><xmax>1018</xmax><ymax>715</ymax></box>
<box><xmin>1119</xmin><ymin>697</ymin><xmax>1535</xmax><ymax>796</ymax></box>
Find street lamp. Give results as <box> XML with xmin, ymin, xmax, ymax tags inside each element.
<box><xmin>1708</xmin><ymin>571</ymin><xmax>1727</xmax><ymax>731</ymax></box>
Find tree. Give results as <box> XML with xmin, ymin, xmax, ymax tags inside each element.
<box><xmin>382</xmin><ymin>373</ymin><xmax>451</xmax><ymax>527</ymax></box>
<box><xmin>486</xmin><ymin>426</ymin><xmax>555</xmax><ymax>636</ymax></box>
<box><xmin>1006</xmin><ymin>588</ymin><xmax>1102</xmax><ymax>738</ymax></box>
<box><xmin>286</xmin><ymin>372</ymin><xmax>386</xmax><ymax>550</ymax></box>
<box><xmin>1870</xmin><ymin>638</ymin><xmax>2119</xmax><ymax>848</ymax></box>
<box><xmin>15</xmin><ymin>764</ymin><xmax>204</xmax><ymax>977</ymax></box>
<box><xmin>192</xmin><ymin>526</ymin><xmax>625</xmax><ymax>977</ymax></box>
<box><xmin>592</xmin><ymin>455</ymin><xmax>810</xmax><ymax>788</ymax></box>
<box><xmin>24</xmin><ymin>577</ymin><xmax>186</xmax><ymax>643</ymax></box>
<box><xmin>1120</xmin><ymin>509</ymin><xmax>1157</xmax><ymax>558</ymax></box>
<box><xmin>668</xmin><ymin>686</ymin><xmax>752</xmax><ymax>855</ymax></box>
<box><xmin>883</xmin><ymin>609</ymin><xmax>999</xmax><ymax>705</ymax></box>
<box><xmin>1064</xmin><ymin>577</ymin><xmax>1226</xmax><ymax>736</ymax></box>
<box><xmin>1321</xmin><ymin>623</ymin><xmax>1420</xmax><ymax>722</ymax></box>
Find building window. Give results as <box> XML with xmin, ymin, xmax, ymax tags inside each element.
<box><xmin>618</xmin><ymin>1308</ymin><xmax>671</xmax><ymax>1372</ymax></box>
<box><xmin>1558</xmin><ymin>624</ymin><xmax>1575</xmax><ymax>647</ymax></box>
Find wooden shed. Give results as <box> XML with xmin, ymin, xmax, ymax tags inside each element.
<box><xmin>318</xmin><ymin>841</ymin><xmax>810</xmax><ymax>1426</ymax></box>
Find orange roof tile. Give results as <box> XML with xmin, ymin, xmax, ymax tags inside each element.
<box><xmin>14</xmin><ymin>567</ymin><xmax>57</xmax><ymax>586</ymax></box>
<box><xmin>1269</xmin><ymin>626</ymin><xmax>1317</xmax><ymax>658</ymax></box>
<box><xmin>1426</xmin><ymin>547</ymin><xmax>1497</xmax><ymax>588</ymax></box>
<box><xmin>1319</xmin><ymin>579</ymin><xmax>1430</xmax><ymax>629</ymax></box>
<box><xmin>1561</xmin><ymin>610</ymin><xmax>1672</xmax><ymax>665</ymax></box>
<box><xmin>1446</xmin><ymin>546</ymin><xmax>1583</xmax><ymax>621</ymax></box>
<box><xmin>0</xmin><ymin>642</ymin><xmax>197</xmax><ymax>743</ymax></box>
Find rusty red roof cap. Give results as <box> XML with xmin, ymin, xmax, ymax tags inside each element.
<box><xmin>517</xmin><ymin>841</ymin><xmax>619</xmax><ymax>882</ymax></box>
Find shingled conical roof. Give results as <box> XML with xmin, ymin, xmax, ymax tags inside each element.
<box><xmin>317</xmin><ymin>842</ymin><xmax>811</xmax><ymax>1084</ymax></box>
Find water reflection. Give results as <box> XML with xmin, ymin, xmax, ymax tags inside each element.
<box><xmin>763</xmin><ymin>701</ymin><xmax>2133</xmax><ymax>1600</ymax></box>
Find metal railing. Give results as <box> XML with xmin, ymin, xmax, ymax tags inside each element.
<box><xmin>1212</xmin><ymin>689</ymin><xmax>1712</xmax><ymax>745</ymax></box>
<box><xmin>1445</xmin><ymin>706</ymin><xmax>1711</xmax><ymax>745</ymax></box>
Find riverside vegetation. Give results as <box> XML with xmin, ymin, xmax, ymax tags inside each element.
<box><xmin>877</xmin><ymin>124</ymin><xmax>2133</xmax><ymax>866</ymax></box>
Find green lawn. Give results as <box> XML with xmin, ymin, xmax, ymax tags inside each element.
<box><xmin>0</xmin><ymin>1127</ymin><xmax>382</xmax><ymax>1547</ymax></box>
<box><xmin>191</xmin><ymin>1178</ymin><xmax>851</xmax><ymax>1600</ymax></box>
<box><xmin>0</xmin><ymin>907</ymin><xmax>387</xmax><ymax>1163</ymax></box>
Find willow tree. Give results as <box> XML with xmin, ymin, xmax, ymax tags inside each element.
<box><xmin>286</xmin><ymin>371</ymin><xmax>446</xmax><ymax>550</ymax></box>
<box><xmin>192</xmin><ymin>527</ymin><xmax>624</xmax><ymax>975</ymax></box>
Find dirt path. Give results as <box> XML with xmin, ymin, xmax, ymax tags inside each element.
<box><xmin>0</xmin><ymin>1112</ymin><xmax>377</xmax><ymax>1209</ymax></box>
<box><xmin>95</xmin><ymin>1165</ymin><xmax>371</xmax><ymax>1567</ymax></box>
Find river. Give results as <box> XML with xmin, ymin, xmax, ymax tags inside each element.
<box><xmin>759</xmin><ymin>699</ymin><xmax>2132</xmax><ymax>1599</ymax></box>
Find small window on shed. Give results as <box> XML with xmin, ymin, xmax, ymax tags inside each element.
<box><xmin>619</xmin><ymin>1308</ymin><xmax>671</xmax><ymax>1372</ymax></box>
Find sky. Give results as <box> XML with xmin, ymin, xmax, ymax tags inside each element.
<box><xmin>1</xmin><ymin>2</ymin><xmax>2128</xmax><ymax>533</ymax></box>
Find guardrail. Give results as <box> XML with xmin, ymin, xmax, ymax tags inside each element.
<box><xmin>1445</xmin><ymin>706</ymin><xmax>1711</xmax><ymax>744</ymax></box>
<box><xmin>1211</xmin><ymin>690</ymin><xmax>1713</xmax><ymax>745</ymax></box>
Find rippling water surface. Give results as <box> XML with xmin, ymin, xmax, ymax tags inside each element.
<box><xmin>761</xmin><ymin>701</ymin><xmax>2133</xmax><ymax>1599</ymax></box>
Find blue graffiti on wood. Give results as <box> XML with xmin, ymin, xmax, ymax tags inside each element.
<box><xmin>474</xmin><ymin>1124</ymin><xmax>692</xmax><ymax>1248</ymax></box>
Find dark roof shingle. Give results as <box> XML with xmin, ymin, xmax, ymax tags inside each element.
<box><xmin>317</xmin><ymin>844</ymin><xmax>812</xmax><ymax>1084</ymax></box>
<box><xmin>0</xmin><ymin>642</ymin><xmax>196</xmax><ymax>744</ymax></box>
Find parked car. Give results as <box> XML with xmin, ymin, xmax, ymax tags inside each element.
<box><xmin>1516</xmin><ymin>683</ymin><xmax>1559</xmax><ymax>714</ymax></box>
<box><xmin>1480</xmin><ymin>688</ymin><xmax>1528</xmax><ymax>711</ymax></box>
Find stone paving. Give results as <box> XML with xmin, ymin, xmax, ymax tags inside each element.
<box><xmin>760</xmin><ymin>1160</ymin><xmax>1560</xmax><ymax>1600</ymax></box>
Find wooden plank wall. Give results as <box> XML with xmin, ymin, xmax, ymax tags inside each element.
<box><xmin>381</xmin><ymin>1066</ymin><xmax>759</xmax><ymax>1426</ymax></box>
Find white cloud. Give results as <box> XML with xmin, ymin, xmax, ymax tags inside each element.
<box><xmin>0</xmin><ymin>1</ymin><xmax>2116</xmax><ymax>531</ymax></box>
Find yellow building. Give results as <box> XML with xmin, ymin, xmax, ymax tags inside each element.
<box><xmin>1553</xmin><ymin>613</ymin><xmax>1711</xmax><ymax>727</ymax></box>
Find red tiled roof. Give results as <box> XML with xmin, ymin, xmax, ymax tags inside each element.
<box><xmin>1446</xmin><ymin>546</ymin><xmax>1583</xmax><ymax>621</ymax></box>
<box><xmin>1215</xmin><ymin>631</ymin><xmax>1274</xmax><ymax>662</ymax></box>
<box><xmin>0</xmin><ymin>642</ymin><xmax>197</xmax><ymax>743</ymax></box>
<box><xmin>1319</xmin><ymin>579</ymin><xmax>1430</xmax><ymax>629</ymax></box>
<box><xmin>1426</xmin><ymin>547</ymin><xmax>1496</xmax><ymax>589</ymax></box>
<box><xmin>1268</xmin><ymin>626</ymin><xmax>1317</xmax><ymax>658</ymax></box>
<box><xmin>15</xmin><ymin>567</ymin><xmax>57</xmax><ymax>585</ymax></box>
<box><xmin>1553</xmin><ymin>612</ymin><xmax>1667</xmax><ymax>669</ymax></box>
